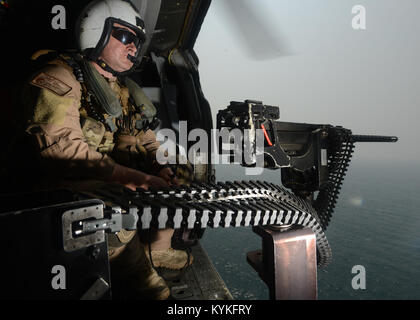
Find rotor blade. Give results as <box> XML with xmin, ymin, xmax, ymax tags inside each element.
<box><xmin>220</xmin><ymin>0</ymin><xmax>292</xmax><ymax>60</ymax></box>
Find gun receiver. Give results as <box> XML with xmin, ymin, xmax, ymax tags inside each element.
<box><xmin>217</xmin><ymin>100</ymin><xmax>398</xmax><ymax>229</ymax></box>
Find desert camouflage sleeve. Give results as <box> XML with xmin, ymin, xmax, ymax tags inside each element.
<box><xmin>22</xmin><ymin>64</ymin><xmax>116</xmax><ymax>181</ymax></box>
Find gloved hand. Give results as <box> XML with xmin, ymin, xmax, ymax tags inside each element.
<box><xmin>111</xmin><ymin>163</ymin><xmax>169</xmax><ymax>191</ymax></box>
<box><xmin>158</xmin><ymin>167</ymin><xmax>180</xmax><ymax>186</ymax></box>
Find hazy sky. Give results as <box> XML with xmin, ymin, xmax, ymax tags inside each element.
<box><xmin>194</xmin><ymin>0</ymin><xmax>419</xmax><ymax>165</ymax></box>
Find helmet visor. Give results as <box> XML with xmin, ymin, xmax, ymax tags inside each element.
<box><xmin>111</xmin><ymin>27</ymin><xmax>141</xmax><ymax>48</ymax></box>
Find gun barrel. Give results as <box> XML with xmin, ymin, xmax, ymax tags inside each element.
<box><xmin>351</xmin><ymin>135</ymin><xmax>398</xmax><ymax>143</ymax></box>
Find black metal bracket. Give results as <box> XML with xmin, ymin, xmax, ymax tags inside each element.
<box><xmin>62</xmin><ymin>204</ymin><xmax>138</xmax><ymax>252</ymax></box>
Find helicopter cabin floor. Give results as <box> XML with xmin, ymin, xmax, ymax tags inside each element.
<box><xmin>156</xmin><ymin>241</ymin><xmax>233</xmax><ymax>300</ymax></box>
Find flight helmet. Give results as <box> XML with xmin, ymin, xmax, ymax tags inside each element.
<box><xmin>76</xmin><ymin>0</ymin><xmax>146</xmax><ymax>75</ymax></box>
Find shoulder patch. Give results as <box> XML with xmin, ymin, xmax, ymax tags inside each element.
<box><xmin>31</xmin><ymin>72</ymin><xmax>72</xmax><ymax>96</ymax></box>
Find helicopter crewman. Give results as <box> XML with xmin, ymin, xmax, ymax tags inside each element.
<box><xmin>19</xmin><ymin>0</ymin><xmax>193</xmax><ymax>299</ymax></box>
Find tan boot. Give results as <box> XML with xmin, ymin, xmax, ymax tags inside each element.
<box><xmin>145</xmin><ymin>246</ymin><xmax>193</xmax><ymax>270</ymax></box>
<box><xmin>110</xmin><ymin>233</ymin><xmax>170</xmax><ymax>300</ymax></box>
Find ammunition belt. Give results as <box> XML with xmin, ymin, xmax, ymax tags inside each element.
<box><xmin>313</xmin><ymin>127</ymin><xmax>355</xmax><ymax>229</ymax></box>
<box><xmin>79</xmin><ymin>180</ymin><xmax>332</xmax><ymax>267</ymax></box>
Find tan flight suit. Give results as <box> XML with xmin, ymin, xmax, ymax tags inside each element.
<box><xmin>20</xmin><ymin>54</ymin><xmax>197</xmax><ymax>299</ymax></box>
<box><xmin>20</xmin><ymin>52</ymin><xmax>198</xmax><ymax>299</ymax></box>
<box><xmin>22</xmin><ymin>57</ymin><xmax>162</xmax><ymax>257</ymax></box>
<box><xmin>23</xmin><ymin>61</ymin><xmax>160</xmax><ymax>182</ymax></box>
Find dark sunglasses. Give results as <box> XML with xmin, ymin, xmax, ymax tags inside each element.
<box><xmin>111</xmin><ymin>28</ymin><xmax>140</xmax><ymax>47</ymax></box>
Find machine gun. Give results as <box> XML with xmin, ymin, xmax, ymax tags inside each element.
<box><xmin>214</xmin><ymin>100</ymin><xmax>397</xmax><ymax>299</ymax></box>
<box><xmin>216</xmin><ymin>100</ymin><xmax>398</xmax><ymax>229</ymax></box>
<box><xmin>0</xmin><ymin>99</ymin><xmax>398</xmax><ymax>300</ymax></box>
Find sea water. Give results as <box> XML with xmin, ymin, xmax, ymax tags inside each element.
<box><xmin>200</xmin><ymin>161</ymin><xmax>420</xmax><ymax>300</ymax></box>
